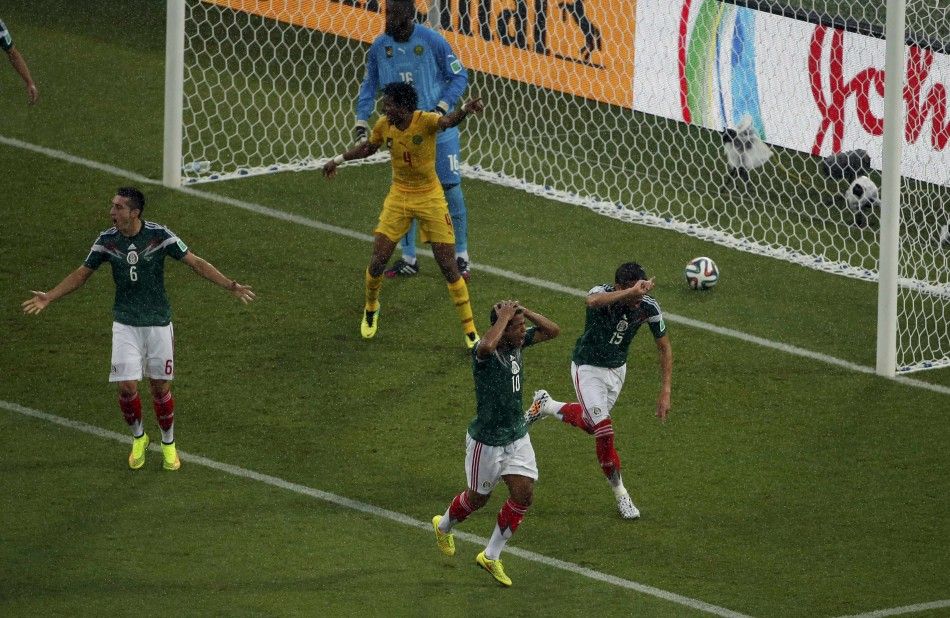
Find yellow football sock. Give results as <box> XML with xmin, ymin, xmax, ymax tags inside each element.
<box><xmin>365</xmin><ymin>269</ymin><xmax>383</xmax><ymax>312</ymax></box>
<box><xmin>446</xmin><ymin>277</ymin><xmax>476</xmax><ymax>336</ymax></box>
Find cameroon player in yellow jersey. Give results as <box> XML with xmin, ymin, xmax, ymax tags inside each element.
<box><xmin>323</xmin><ymin>82</ymin><xmax>483</xmax><ymax>348</ymax></box>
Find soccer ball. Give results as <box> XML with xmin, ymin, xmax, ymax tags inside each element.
<box><xmin>685</xmin><ymin>257</ymin><xmax>719</xmax><ymax>290</ymax></box>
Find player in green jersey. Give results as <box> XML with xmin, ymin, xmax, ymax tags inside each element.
<box><xmin>526</xmin><ymin>262</ymin><xmax>671</xmax><ymax>519</ymax></box>
<box><xmin>22</xmin><ymin>187</ymin><xmax>255</xmax><ymax>470</ymax></box>
<box><xmin>431</xmin><ymin>300</ymin><xmax>560</xmax><ymax>587</ymax></box>
<box><xmin>0</xmin><ymin>18</ymin><xmax>38</xmax><ymax>104</ymax></box>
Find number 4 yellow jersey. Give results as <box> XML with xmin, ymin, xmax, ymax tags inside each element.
<box><xmin>370</xmin><ymin>111</ymin><xmax>441</xmax><ymax>195</ymax></box>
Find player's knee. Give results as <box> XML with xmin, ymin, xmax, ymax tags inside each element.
<box><xmin>515</xmin><ymin>488</ymin><xmax>533</xmax><ymax>508</ymax></box>
<box><xmin>149</xmin><ymin>380</ymin><xmax>170</xmax><ymax>399</ymax></box>
<box><xmin>466</xmin><ymin>489</ymin><xmax>490</xmax><ymax>510</ymax></box>
<box><xmin>433</xmin><ymin>248</ymin><xmax>460</xmax><ymax>280</ymax></box>
<box><xmin>507</xmin><ymin>477</ymin><xmax>534</xmax><ymax>506</ymax></box>
<box><xmin>117</xmin><ymin>382</ymin><xmax>138</xmax><ymax>398</ymax></box>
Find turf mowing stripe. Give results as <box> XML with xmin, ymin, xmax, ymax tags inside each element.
<box><xmin>834</xmin><ymin>599</ymin><xmax>950</xmax><ymax>617</ymax></box>
<box><xmin>0</xmin><ymin>399</ymin><xmax>750</xmax><ymax>618</ymax></box>
<box><xmin>2</xmin><ymin>134</ymin><xmax>948</xmax><ymax>397</ymax></box>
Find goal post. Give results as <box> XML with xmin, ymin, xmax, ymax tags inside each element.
<box><xmin>163</xmin><ymin>0</ymin><xmax>185</xmax><ymax>188</ymax></box>
<box><xmin>875</xmin><ymin>0</ymin><xmax>906</xmax><ymax>377</ymax></box>
<box><xmin>164</xmin><ymin>0</ymin><xmax>950</xmax><ymax>374</ymax></box>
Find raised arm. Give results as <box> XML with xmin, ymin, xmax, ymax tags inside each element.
<box><xmin>180</xmin><ymin>252</ymin><xmax>255</xmax><ymax>304</ymax></box>
<box><xmin>22</xmin><ymin>265</ymin><xmax>94</xmax><ymax>314</ymax></box>
<box><xmin>322</xmin><ymin>140</ymin><xmax>381</xmax><ymax>179</ymax></box>
<box><xmin>521</xmin><ymin>306</ymin><xmax>560</xmax><ymax>344</ymax></box>
<box><xmin>476</xmin><ymin>300</ymin><xmax>519</xmax><ymax>360</ymax></box>
<box><xmin>586</xmin><ymin>278</ymin><xmax>655</xmax><ymax>308</ymax></box>
<box><xmin>654</xmin><ymin>334</ymin><xmax>672</xmax><ymax>421</ymax></box>
<box><xmin>438</xmin><ymin>97</ymin><xmax>484</xmax><ymax>131</ymax></box>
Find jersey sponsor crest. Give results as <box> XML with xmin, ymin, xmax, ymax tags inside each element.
<box><xmin>126</xmin><ymin>251</ymin><xmax>139</xmax><ymax>265</ymax></box>
<box><xmin>414</xmin><ymin>45</ymin><xmax>424</xmax><ymax>56</ymax></box>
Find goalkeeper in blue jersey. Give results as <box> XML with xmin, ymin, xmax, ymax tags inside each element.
<box><xmin>354</xmin><ymin>0</ymin><xmax>471</xmax><ymax>279</ymax></box>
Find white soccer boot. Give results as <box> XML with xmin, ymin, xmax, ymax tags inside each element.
<box><xmin>616</xmin><ymin>493</ymin><xmax>641</xmax><ymax>520</ymax></box>
<box><xmin>525</xmin><ymin>389</ymin><xmax>558</xmax><ymax>425</ymax></box>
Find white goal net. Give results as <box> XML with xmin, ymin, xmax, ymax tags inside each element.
<box><xmin>173</xmin><ymin>0</ymin><xmax>949</xmax><ymax>373</ymax></box>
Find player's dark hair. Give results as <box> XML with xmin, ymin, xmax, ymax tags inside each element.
<box><xmin>489</xmin><ymin>305</ymin><xmax>524</xmax><ymax>326</ymax></box>
<box><xmin>615</xmin><ymin>262</ymin><xmax>646</xmax><ymax>286</ymax></box>
<box><xmin>117</xmin><ymin>187</ymin><xmax>145</xmax><ymax>216</ymax></box>
<box><xmin>382</xmin><ymin>81</ymin><xmax>418</xmax><ymax>112</ymax></box>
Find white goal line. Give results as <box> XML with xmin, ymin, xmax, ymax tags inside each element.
<box><xmin>2</xmin><ymin>134</ymin><xmax>949</xmax><ymax>389</ymax></box>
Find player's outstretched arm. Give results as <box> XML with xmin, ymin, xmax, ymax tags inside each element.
<box><xmin>323</xmin><ymin>141</ymin><xmax>380</xmax><ymax>179</ymax></box>
<box><xmin>22</xmin><ymin>266</ymin><xmax>94</xmax><ymax>315</ymax></box>
<box><xmin>655</xmin><ymin>335</ymin><xmax>672</xmax><ymax>421</ymax></box>
<box><xmin>7</xmin><ymin>47</ymin><xmax>38</xmax><ymax>105</ymax></box>
<box><xmin>520</xmin><ymin>306</ymin><xmax>560</xmax><ymax>344</ymax></box>
<box><xmin>438</xmin><ymin>97</ymin><xmax>484</xmax><ymax>130</ymax></box>
<box><xmin>181</xmin><ymin>253</ymin><xmax>256</xmax><ymax>304</ymax></box>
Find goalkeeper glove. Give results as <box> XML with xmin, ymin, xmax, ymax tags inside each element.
<box><xmin>353</xmin><ymin>121</ymin><xmax>368</xmax><ymax>145</ymax></box>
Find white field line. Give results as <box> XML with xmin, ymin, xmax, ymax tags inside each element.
<box><xmin>3</xmin><ymin>133</ymin><xmax>949</xmax><ymax>401</ymax></box>
<box><xmin>0</xmin><ymin>399</ymin><xmax>749</xmax><ymax>618</ymax></box>
<box><xmin>4</xmin><ymin>137</ymin><xmax>948</xmax><ymax>616</ymax></box>
<box><xmin>833</xmin><ymin>599</ymin><xmax>950</xmax><ymax>618</ymax></box>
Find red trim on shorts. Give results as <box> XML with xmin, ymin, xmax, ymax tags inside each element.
<box><xmin>469</xmin><ymin>441</ymin><xmax>482</xmax><ymax>492</ymax></box>
<box><xmin>573</xmin><ymin>365</ymin><xmax>594</xmax><ymax>427</ymax></box>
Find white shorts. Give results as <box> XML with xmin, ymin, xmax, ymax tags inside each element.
<box><xmin>109</xmin><ymin>322</ymin><xmax>175</xmax><ymax>382</ymax></box>
<box><xmin>571</xmin><ymin>361</ymin><xmax>627</xmax><ymax>427</ymax></box>
<box><xmin>465</xmin><ymin>432</ymin><xmax>538</xmax><ymax>496</ymax></box>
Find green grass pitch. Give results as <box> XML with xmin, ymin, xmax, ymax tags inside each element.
<box><xmin>0</xmin><ymin>2</ymin><xmax>948</xmax><ymax>616</ymax></box>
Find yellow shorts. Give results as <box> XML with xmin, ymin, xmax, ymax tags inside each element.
<box><xmin>375</xmin><ymin>187</ymin><xmax>456</xmax><ymax>245</ymax></box>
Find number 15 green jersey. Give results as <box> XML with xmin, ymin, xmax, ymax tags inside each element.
<box><xmin>572</xmin><ymin>285</ymin><xmax>667</xmax><ymax>369</ymax></box>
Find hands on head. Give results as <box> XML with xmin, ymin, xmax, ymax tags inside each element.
<box><xmin>493</xmin><ymin>299</ymin><xmax>522</xmax><ymax>320</ymax></box>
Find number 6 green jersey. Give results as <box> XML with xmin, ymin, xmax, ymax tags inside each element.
<box><xmin>83</xmin><ymin>222</ymin><xmax>188</xmax><ymax>327</ymax></box>
<box><xmin>572</xmin><ymin>285</ymin><xmax>667</xmax><ymax>369</ymax></box>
